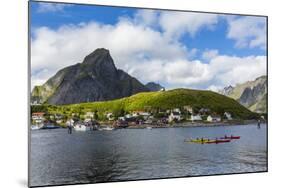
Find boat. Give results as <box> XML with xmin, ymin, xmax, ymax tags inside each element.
<box><xmin>41</xmin><ymin>124</ymin><xmax>61</xmax><ymax>129</ymax></box>
<box><xmin>98</xmin><ymin>126</ymin><xmax>115</xmax><ymax>131</ymax></box>
<box><xmin>30</xmin><ymin>124</ymin><xmax>43</xmax><ymax>130</ymax></box>
<box><xmin>220</xmin><ymin>135</ymin><xmax>240</xmax><ymax>139</ymax></box>
<box><xmin>146</xmin><ymin>126</ymin><xmax>152</xmax><ymax>130</ymax></box>
<box><xmin>74</xmin><ymin>124</ymin><xmax>91</xmax><ymax>131</ymax></box>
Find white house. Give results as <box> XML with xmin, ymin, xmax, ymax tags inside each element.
<box><xmin>56</xmin><ymin>119</ymin><xmax>63</xmax><ymax>124</ymax></box>
<box><xmin>169</xmin><ymin>112</ymin><xmax>182</xmax><ymax>122</ymax></box>
<box><xmin>199</xmin><ymin>108</ymin><xmax>210</xmax><ymax>114</ymax></box>
<box><xmin>191</xmin><ymin>114</ymin><xmax>202</xmax><ymax>121</ymax></box>
<box><xmin>84</xmin><ymin>118</ymin><xmax>91</xmax><ymax>123</ymax></box>
<box><xmin>173</xmin><ymin>108</ymin><xmax>181</xmax><ymax>113</ymax></box>
<box><xmin>118</xmin><ymin>116</ymin><xmax>126</xmax><ymax>121</ymax></box>
<box><xmin>66</xmin><ymin>119</ymin><xmax>74</xmax><ymax>126</ymax></box>
<box><xmin>183</xmin><ymin>105</ymin><xmax>193</xmax><ymax>113</ymax></box>
<box><xmin>132</xmin><ymin>111</ymin><xmax>150</xmax><ymax>117</ymax></box>
<box><xmin>124</xmin><ymin>114</ymin><xmax>134</xmax><ymax>119</ymax></box>
<box><xmin>224</xmin><ymin>112</ymin><xmax>232</xmax><ymax>120</ymax></box>
<box><xmin>32</xmin><ymin>112</ymin><xmax>45</xmax><ymax>124</ymax></box>
<box><xmin>207</xmin><ymin>115</ymin><xmax>221</xmax><ymax>122</ymax></box>
<box><xmin>85</xmin><ymin>112</ymin><xmax>94</xmax><ymax>118</ymax></box>
<box><xmin>106</xmin><ymin>112</ymin><xmax>115</xmax><ymax>121</ymax></box>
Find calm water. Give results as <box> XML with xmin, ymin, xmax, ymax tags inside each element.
<box><xmin>30</xmin><ymin>124</ymin><xmax>267</xmax><ymax>187</ymax></box>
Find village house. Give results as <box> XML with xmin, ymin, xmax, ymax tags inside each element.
<box><xmin>224</xmin><ymin>112</ymin><xmax>232</xmax><ymax>120</ymax></box>
<box><xmin>183</xmin><ymin>105</ymin><xmax>193</xmax><ymax>113</ymax></box>
<box><xmin>190</xmin><ymin>114</ymin><xmax>202</xmax><ymax>121</ymax></box>
<box><xmin>172</xmin><ymin>108</ymin><xmax>181</xmax><ymax>113</ymax></box>
<box><xmin>85</xmin><ymin>112</ymin><xmax>94</xmax><ymax>118</ymax></box>
<box><xmin>56</xmin><ymin>119</ymin><xmax>63</xmax><ymax>124</ymax></box>
<box><xmin>132</xmin><ymin>111</ymin><xmax>151</xmax><ymax>117</ymax></box>
<box><xmin>207</xmin><ymin>115</ymin><xmax>221</xmax><ymax>122</ymax></box>
<box><xmin>118</xmin><ymin>116</ymin><xmax>126</xmax><ymax>121</ymax></box>
<box><xmin>169</xmin><ymin>111</ymin><xmax>182</xmax><ymax>122</ymax></box>
<box><xmin>32</xmin><ymin>112</ymin><xmax>45</xmax><ymax>124</ymax></box>
<box><xmin>106</xmin><ymin>112</ymin><xmax>115</xmax><ymax>121</ymax></box>
<box><xmin>125</xmin><ymin>114</ymin><xmax>133</xmax><ymax>119</ymax></box>
<box><xmin>66</xmin><ymin>119</ymin><xmax>74</xmax><ymax>126</ymax></box>
<box><xmin>199</xmin><ymin>108</ymin><xmax>210</xmax><ymax>114</ymax></box>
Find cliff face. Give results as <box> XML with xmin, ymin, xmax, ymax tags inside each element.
<box><xmin>219</xmin><ymin>75</ymin><xmax>267</xmax><ymax>113</ymax></box>
<box><xmin>31</xmin><ymin>48</ymin><xmax>149</xmax><ymax>105</ymax></box>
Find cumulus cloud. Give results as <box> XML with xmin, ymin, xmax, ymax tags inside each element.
<box><xmin>226</xmin><ymin>16</ymin><xmax>267</xmax><ymax>49</ymax></box>
<box><xmin>31</xmin><ymin>9</ymin><xmax>267</xmax><ymax>91</ymax></box>
<box><xmin>208</xmin><ymin>55</ymin><xmax>266</xmax><ymax>89</ymax></box>
<box><xmin>202</xmin><ymin>49</ymin><xmax>219</xmax><ymax>61</ymax></box>
<box><xmin>159</xmin><ymin>12</ymin><xmax>218</xmax><ymax>39</ymax></box>
<box><xmin>37</xmin><ymin>2</ymin><xmax>71</xmax><ymax>13</ymax></box>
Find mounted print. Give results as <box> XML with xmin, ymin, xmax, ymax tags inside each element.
<box><xmin>29</xmin><ymin>1</ymin><xmax>268</xmax><ymax>187</ymax></box>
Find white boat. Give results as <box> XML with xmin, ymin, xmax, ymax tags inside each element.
<box><xmin>31</xmin><ymin>124</ymin><xmax>43</xmax><ymax>130</ymax></box>
<box><xmin>74</xmin><ymin>124</ymin><xmax>91</xmax><ymax>131</ymax></box>
<box><xmin>146</xmin><ymin>126</ymin><xmax>152</xmax><ymax>130</ymax></box>
<box><xmin>98</xmin><ymin>126</ymin><xmax>114</xmax><ymax>131</ymax></box>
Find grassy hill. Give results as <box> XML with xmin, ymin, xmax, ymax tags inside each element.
<box><xmin>35</xmin><ymin>88</ymin><xmax>259</xmax><ymax>120</ymax></box>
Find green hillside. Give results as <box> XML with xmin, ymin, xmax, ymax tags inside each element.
<box><xmin>36</xmin><ymin>88</ymin><xmax>258</xmax><ymax>120</ymax></box>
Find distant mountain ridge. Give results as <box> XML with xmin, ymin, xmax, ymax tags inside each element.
<box><xmin>218</xmin><ymin>75</ymin><xmax>267</xmax><ymax>113</ymax></box>
<box><xmin>31</xmin><ymin>48</ymin><xmax>149</xmax><ymax>105</ymax></box>
<box><xmin>145</xmin><ymin>82</ymin><xmax>165</xmax><ymax>91</ymax></box>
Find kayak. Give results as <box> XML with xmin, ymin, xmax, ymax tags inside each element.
<box><xmin>186</xmin><ymin>139</ymin><xmax>209</xmax><ymax>143</ymax></box>
<box><xmin>185</xmin><ymin>138</ymin><xmax>231</xmax><ymax>144</ymax></box>
<box><xmin>205</xmin><ymin>139</ymin><xmax>231</xmax><ymax>144</ymax></box>
<box><xmin>220</xmin><ymin>136</ymin><xmax>240</xmax><ymax>139</ymax></box>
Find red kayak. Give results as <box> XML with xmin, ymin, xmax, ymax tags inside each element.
<box><xmin>205</xmin><ymin>139</ymin><xmax>231</xmax><ymax>144</ymax></box>
<box><xmin>220</xmin><ymin>136</ymin><xmax>240</xmax><ymax>139</ymax></box>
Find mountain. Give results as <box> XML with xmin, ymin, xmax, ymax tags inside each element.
<box><xmin>219</xmin><ymin>75</ymin><xmax>267</xmax><ymax>113</ymax></box>
<box><xmin>31</xmin><ymin>48</ymin><xmax>149</xmax><ymax>105</ymax></box>
<box><xmin>145</xmin><ymin>82</ymin><xmax>165</xmax><ymax>91</ymax></box>
<box><xmin>45</xmin><ymin>88</ymin><xmax>258</xmax><ymax>120</ymax></box>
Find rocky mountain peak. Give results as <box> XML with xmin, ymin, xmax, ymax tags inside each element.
<box><xmin>31</xmin><ymin>48</ymin><xmax>149</xmax><ymax>105</ymax></box>
<box><xmin>82</xmin><ymin>48</ymin><xmax>117</xmax><ymax>78</ymax></box>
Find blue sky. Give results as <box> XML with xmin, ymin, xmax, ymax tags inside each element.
<box><xmin>30</xmin><ymin>1</ymin><xmax>267</xmax><ymax>90</ymax></box>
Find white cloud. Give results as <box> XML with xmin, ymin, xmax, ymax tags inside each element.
<box><xmin>159</xmin><ymin>12</ymin><xmax>218</xmax><ymax>39</ymax></box>
<box><xmin>208</xmin><ymin>55</ymin><xmax>266</xmax><ymax>88</ymax></box>
<box><xmin>31</xmin><ymin>10</ymin><xmax>266</xmax><ymax>91</ymax></box>
<box><xmin>37</xmin><ymin>2</ymin><xmax>71</xmax><ymax>13</ymax></box>
<box><xmin>133</xmin><ymin>10</ymin><xmax>160</xmax><ymax>27</ymax></box>
<box><xmin>227</xmin><ymin>16</ymin><xmax>266</xmax><ymax>49</ymax></box>
<box><xmin>202</xmin><ymin>49</ymin><xmax>219</xmax><ymax>61</ymax></box>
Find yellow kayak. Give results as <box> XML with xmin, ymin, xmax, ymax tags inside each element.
<box><xmin>185</xmin><ymin>138</ymin><xmax>231</xmax><ymax>144</ymax></box>
<box><xmin>185</xmin><ymin>139</ymin><xmax>209</xmax><ymax>143</ymax></box>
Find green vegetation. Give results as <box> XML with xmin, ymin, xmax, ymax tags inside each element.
<box><xmin>32</xmin><ymin>88</ymin><xmax>259</xmax><ymax>120</ymax></box>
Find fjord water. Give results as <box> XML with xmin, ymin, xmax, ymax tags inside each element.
<box><xmin>30</xmin><ymin>124</ymin><xmax>267</xmax><ymax>187</ymax></box>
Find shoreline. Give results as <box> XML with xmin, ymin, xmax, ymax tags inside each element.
<box><xmin>105</xmin><ymin>119</ymin><xmax>266</xmax><ymax>129</ymax></box>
